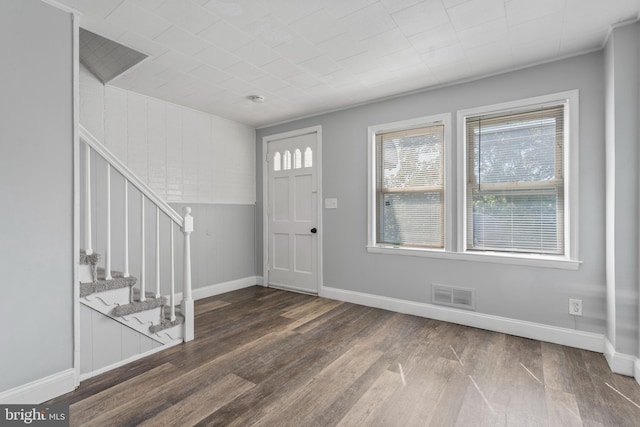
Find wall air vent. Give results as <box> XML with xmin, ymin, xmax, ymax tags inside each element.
<box><xmin>432</xmin><ymin>284</ymin><xmax>475</xmax><ymax>310</ymax></box>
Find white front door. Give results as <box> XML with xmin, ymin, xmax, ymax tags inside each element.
<box><xmin>265</xmin><ymin>128</ymin><xmax>320</xmax><ymax>294</ymax></box>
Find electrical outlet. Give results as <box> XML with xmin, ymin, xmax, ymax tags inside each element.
<box><xmin>569</xmin><ymin>299</ymin><xmax>582</xmax><ymax>316</ymax></box>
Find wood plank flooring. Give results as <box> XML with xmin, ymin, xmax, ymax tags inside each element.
<box><xmin>50</xmin><ymin>286</ymin><xmax>640</xmax><ymax>426</ymax></box>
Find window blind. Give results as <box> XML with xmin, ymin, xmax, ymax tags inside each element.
<box><xmin>376</xmin><ymin>124</ymin><xmax>444</xmax><ymax>248</ymax></box>
<box><xmin>466</xmin><ymin>105</ymin><xmax>565</xmax><ymax>254</ymax></box>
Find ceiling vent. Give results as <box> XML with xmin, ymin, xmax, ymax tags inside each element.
<box><xmin>432</xmin><ymin>284</ymin><xmax>475</xmax><ymax>310</ymax></box>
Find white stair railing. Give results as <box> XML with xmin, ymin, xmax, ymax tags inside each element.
<box><xmin>80</xmin><ymin>124</ymin><xmax>193</xmax><ymax>343</ymax></box>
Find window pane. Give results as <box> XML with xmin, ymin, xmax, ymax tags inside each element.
<box><xmin>380</xmin><ymin>192</ymin><xmax>442</xmax><ymax>247</ymax></box>
<box><xmin>376</xmin><ymin>124</ymin><xmax>444</xmax><ymax>248</ymax></box>
<box><xmin>470</xmin><ymin>189</ymin><xmax>561</xmax><ymax>254</ymax></box>
<box><xmin>471</xmin><ymin>115</ymin><xmax>560</xmax><ymax>185</ymax></box>
<box><xmin>382</xmin><ymin>126</ymin><xmax>443</xmax><ymax>190</ymax></box>
<box><xmin>294</xmin><ymin>149</ymin><xmax>302</xmax><ymax>169</ymax></box>
<box><xmin>283</xmin><ymin>150</ymin><xmax>291</xmax><ymax>170</ymax></box>
<box><xmin>273</xmin><ymin>152</ymin><xmax>281</xmax><ymax>171</ymax></box>
<box><xmin>304</xmin><ymin>147</ymin><xmax>312</xmax><ymax>167</ymax></box>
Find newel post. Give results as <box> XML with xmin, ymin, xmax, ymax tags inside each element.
<box><xmin>181</xmin><ymin>206</ymin><xmax>194</xmax><ymax>342</ymax></box>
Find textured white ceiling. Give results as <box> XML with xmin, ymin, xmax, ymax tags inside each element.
<box><xmin>60</xmin><ymin>0</ymin><xmax>640</xmax><ymax>127</ymax></box>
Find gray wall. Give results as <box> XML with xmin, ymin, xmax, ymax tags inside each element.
<box><xmin>0</xmin><ymin>0</ymin><xmax>74</xmax><ymax>392</ymax></box>
<box><xmin>171</xmin><ymin>203</ymin><xmax>256</xmax><ymax>288</ymax></box>
<box><xmin>605</xmin><ymin>24</ymin><xmax>640</xmax><ymax>356</ymax></box>
<box><xmin>257</xmin><ymin>52</ymin><xmax>607</xmax><ymax>335</ymax></box>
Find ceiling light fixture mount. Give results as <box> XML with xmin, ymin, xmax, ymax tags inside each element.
<box><xmin>248</xmin><ymin>95</ymin><xmax>265</xmax><ymax>104</ymax></box>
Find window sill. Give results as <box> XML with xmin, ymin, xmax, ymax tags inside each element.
<box><xmin>366</xmin><ymin>245</ymin><xmax>581</xmax><ymax>270</ymax></box>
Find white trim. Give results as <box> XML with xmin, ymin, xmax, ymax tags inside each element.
<box><xmin>0</xmin><ymin>369</ymin><xmax>75</xmax><ymax>404</ymax></box>
<box><xmin>319</xmin><ymin>286</ymin><xmax>604</xmax><ymax>353</ymax></box>
<box><xmin>168</xmin><ymin>201</ymin><xmax>257</xmax><ymax>206</ymax></box>
<box><xmin>604</xmin><ymin>338</ymin><xmax>637</xmax><ymax>376</ymax></box>
<box><xmin>79</xmin><ymin>125</ymin><xmax>184</xmax><ymax>227</ymax></box>
<box><xmin>457</xmin><ymin>90</ymin><xmax>580</xmax><ymax>262</ymax></box>
<box><xmin>367</xmin><ymin>113</ymin><xmax>452</xmax><ymax>250</ymax></box>
<box><xmin>366</xmin><ymin>245</ymin><xmax>581</xmax><ymax>270</ymax></box>
<box><xmin>635</xmin><ymin>358</ymin><xmax>640</xmax><ymax>385</ymax></box>
<box><xmin>72</xmin><ymin>11</ymin><xmax>81</xmax><ymax>389</ymax></box>
<box><xmin>262</xmin><ymin>126</ymin><xmax>323</xmax><ymax>294</ymax></box>
<box><xmin>268</xmin><ymin>283</ymin><xmax>318</xmax><ymax>296</ymax></box>
<box><xmin>39</xmin><ymin>0</ymin><xmax>80</xmax><ymax>15</ymax></box>
<box><xmin>79</xmin><ymin>340</ymin><xmax>182</xmax><ymax>382</ymax></box>
<box><xmin>172</xmin><ymin>276</ymin><xmax>262</xmax><ymax>302</ymax></box>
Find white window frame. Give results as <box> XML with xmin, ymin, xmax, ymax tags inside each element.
<box><xmin>367</xmin><ymin>113</ymin><xmax>453</xmax><ymax>253</ymax></box>
<box><xmin>457</xmin><ymin>90</ymin><xmax>580</xmax><ymax>268</ymax></box>
<box><xmin>365</xmin><ymin>91</ymin><xmax>581</xmax><ymax>270</ymax></box>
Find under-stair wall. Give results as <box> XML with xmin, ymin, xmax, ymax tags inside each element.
<box><xmin>80</xmin><ymin>305</ymin><xmax>161</xmax><ymax>376</ymax></box>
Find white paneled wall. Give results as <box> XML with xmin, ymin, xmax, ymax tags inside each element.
<box><xmin>80</xmin><ymin>64</ymin><xmax>256</xmax><ymax>204</ymax></box>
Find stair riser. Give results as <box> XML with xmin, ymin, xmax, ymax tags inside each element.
<box><xmin>152</xmin><ymin>324</ymin><xmax>183</xmax><ymax>341</ymax></box>
<box><xmin>116</xmin><ymin>306</ymin><xmax>163</xmax><ymax>325</ymax></box>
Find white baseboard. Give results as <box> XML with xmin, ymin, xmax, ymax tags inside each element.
<box><xmin>80</xmin><ymin>339</ymin><xmax>182</xmax><ymax>382</ymax></box>
<box><xmin>635</xmin><ymin>358</ymin><xmax>640</xmax><ymax>385</ymax></box>
<box><xmin>173</xmin><ymin>276</ymin><xmax>262</xmax><ymax>302</ymax></box>
<box><xmin>320</xmin><ymin>286</ymin><xmax>604</xmax><ymax>353</ymax></box>
<box><xmin>0</xmin><ymin>369</ymin><xmax>76</xmax><ymax>404</ymax></box>
<box><xmin>604</xmin><ymin>338</ymin><xmax>637</xmax><ymax>376</ymax></box>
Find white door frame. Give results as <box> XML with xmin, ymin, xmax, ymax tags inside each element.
<box><xmin>262</xmin><ymin>125</ymin><xmax>323</xmax><ymax>294</ymax></box>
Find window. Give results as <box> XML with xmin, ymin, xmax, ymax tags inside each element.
<box><xmin>458</xmin><ymin>90</ymin><xmax>579</xmax><ymax>265</ymax></box>
<box><xmin>368</xmin><ymin>114</ymin><xmax>451</xmax><ymax>249</ymax></box>
<box><xmin>273</xmin><ymin>147</ymin><xmax>313</xmax><ymax>171</ymax></box>
<box><xmin>465</xmin><ymin>106</ymin><xmax>565</xmax><ymax>254</ymax></box>
<box><xmin>367</xmin><ymin>91</ymin><xmax>579</xmax><ymax>269</ymax></box>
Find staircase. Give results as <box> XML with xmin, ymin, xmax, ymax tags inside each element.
<box><xmin>79</xmin><ymin>125</ymin><xmax>194</xmax><ymax>378</ymax></box>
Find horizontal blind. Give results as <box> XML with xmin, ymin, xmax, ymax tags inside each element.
<box><xmin>466</xmin><ymin>105</ymin><xmax>564</xmax><ymax>254</ymax></box>
<box><xmin>377</xmin><ymin>124</ymin><xmax>444</xmax><ymax>248</ymax></box>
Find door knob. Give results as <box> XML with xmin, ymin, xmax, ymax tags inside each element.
<box><xmin>310</xmin><ymin>227</ymin><xmax>317</xmax><ymax>234</ymax></box>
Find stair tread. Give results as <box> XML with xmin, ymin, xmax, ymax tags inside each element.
<box><xmin>112</xmin><ymin>294</ymin><xmax>167</xmax><ymax>317</ymax></box>
<box><xmin>149</xmin><ymin>310</ymin><xmax>185</xmax><ymax>334</ymax></box>
<box><xmin>80</xmin><ymin>274</ymin><xmax>137</xmax><ymax>298</ymax></box>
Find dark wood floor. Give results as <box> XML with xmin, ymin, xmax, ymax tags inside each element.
<box><xmin>51</xmin><ymin>286</ymin><xmax>640</xmax><ymax>426</ymax></box>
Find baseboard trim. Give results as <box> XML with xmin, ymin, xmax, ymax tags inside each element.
<box><xmin>604</xmin><ymin>338</ymin><xmax>637</xmax><ymax>376</ymax></box>
<box><xmin>320</xmin><ymin>286</ymin><xmax>604</xmax><ymax>353</ymax></box>
<box><xmin>80</xmin><ymin>340</ymin><xmax>182</xmax><ymax>382</ymax></box>
<box><xmin>0</xmin><ymin>369</ymin><xmax>76</xmax><ymax>404</ymax></box>
<box><xmin>635</xmin><ymin>358</ymin><xmax>640</xmax><ymax>385</ymax></box>
<box><xmin>174</xmin><ymin>276</ymin><xmax>262</xmax><ymax>302</ymax></box>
